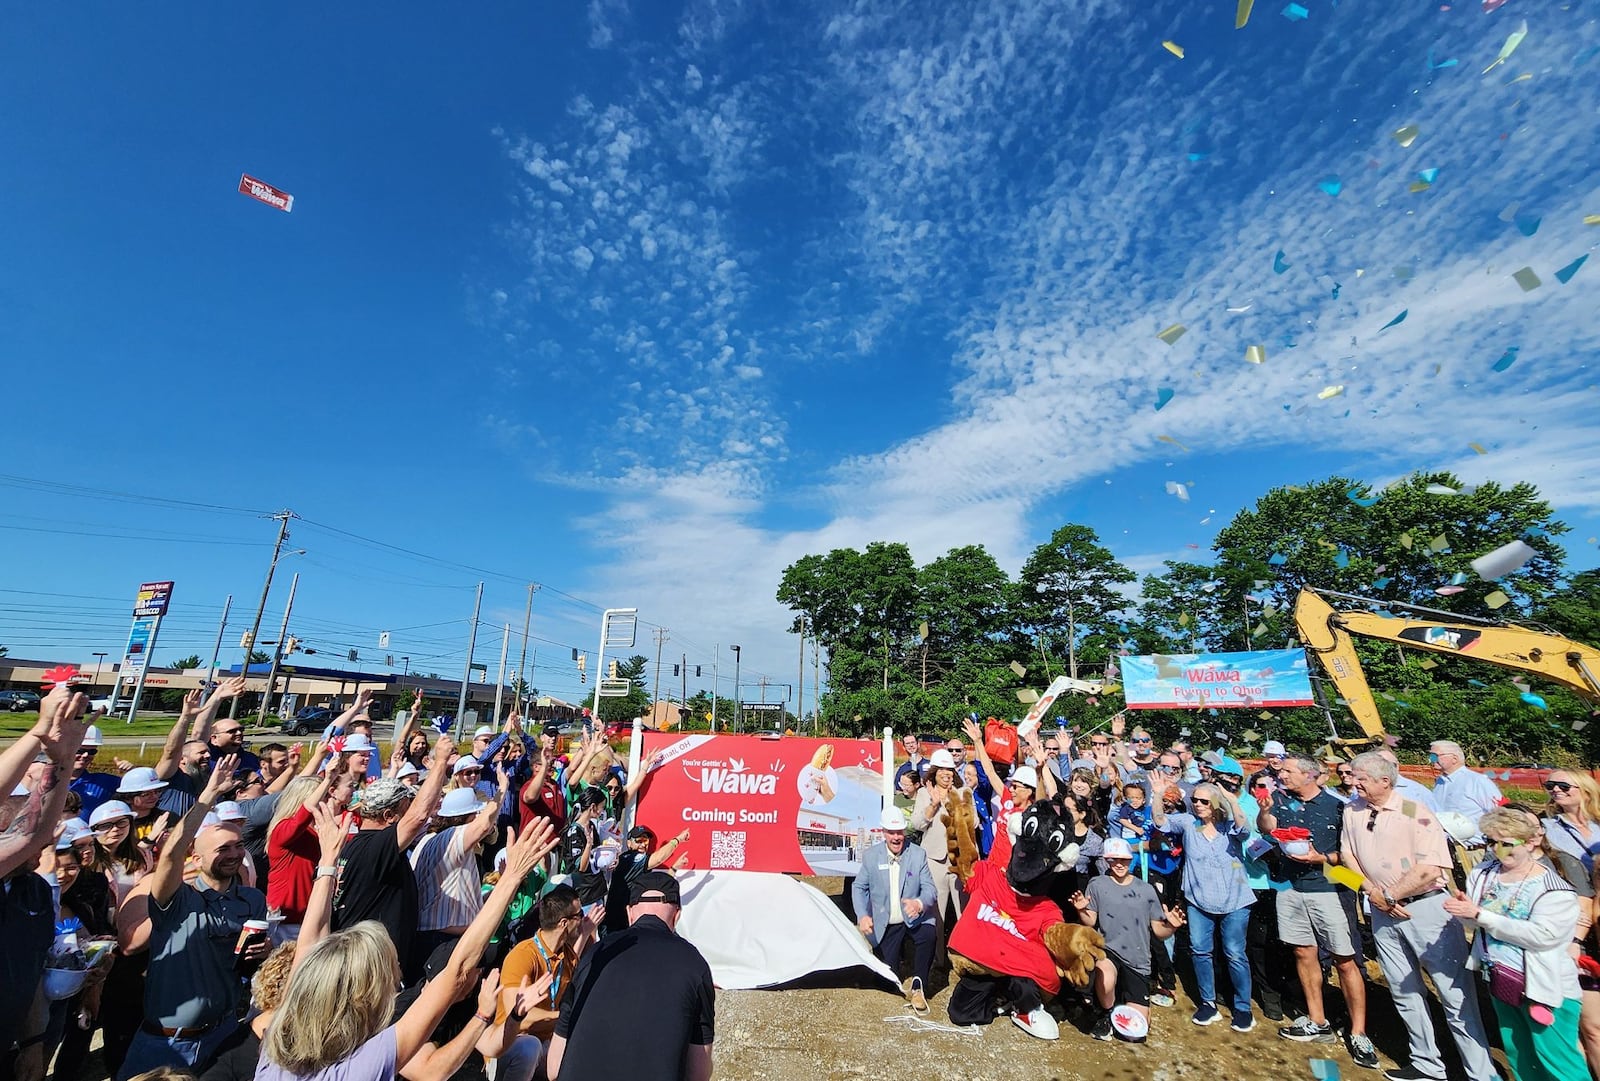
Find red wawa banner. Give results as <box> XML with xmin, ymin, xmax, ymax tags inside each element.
<box><xmin>633</xmin><ymin>732</ymin><xmax>888</xmax><ymax>876</ymax></box>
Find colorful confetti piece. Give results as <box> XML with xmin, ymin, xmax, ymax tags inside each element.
<box><xmin>1283</xmin><ymin>2</ymin><xmax>1309</xmax><ymax>19</ymax></box>
<box><xmin>1586</xmin><ymin>215</ymin><xmax>1600</xmax><ymax>226</ymax></box>
<box><xmin>1165</xmin><ymin>480</ymin><xmax>1190</xmax><ymax>502</ymax></box>
<box><xmin>1373</xmin><ymin>577</ymin><xmax>1392</xmax><ymax>589</ymax></box>
<box><xmin>1515</xmin><ymin>214</ymin><xmax>1541</xmax><ymax>237</ymax></box>
<box><xmin>1436</xmin><ymin>585</ymin><xmax>1466</xmax><ymax>596</ymax></box>
<box><xmin>1245</xmin><ymin>344</ymin><xmax>1267</xmax><ymax>365</ymax></box>
<box><xmin>1521</xmin><ymin>692</ymin><xmax>1548</xmax><ymax>711</ymax></box>
<box><xmin>1409</xmin><ymin>180</ymin><xmax>1432</xmax><ymax>194</ymax></box>
<box><xmin>1236</xmin><ymin>0</ymin><xmax>1255</xmax><ymax>29</ymax></box>
<box><xmin>1347</xmin><ymin>488</ymin><xmax>1380</xmax><ymax>507</ymax></box>
<box><xmin>1155</xmin><ymin>387</ymin><xmax>1175</xmax><ymax>410</ymax></box>
<box><xmin>1399</xmin><ymin>533</ymin><xmax>1414</xmax><ymax>550</ymax></box>
<box><xmin>1379</xmin><ymin>309</ymin><xmax>1408</xmax><ymax>331</ymax></box>
<box><xmin>1428</xmin><ymin>47</ymin><xmax>1458</xmax><ymax>70</ymax></box>
<box><xmin>1492</xmin><ymin>347</ymin><xmax>1519</xmax><ymax>372</ymax></box>
<box><xmin>1416</xmin><ymin>168</ymin><xmax>1439</xmax><ymax>184</ymax></box>
<box><xmin>1426</xmin><ymin>483</ymin><xmax>1460</xmax><ymax>495</ymax></box>
<box><xmin>1268</xmin><ymin>553</ymin><xmax>1288</xmax><ymax>566</ymax></box>
<box><xmin>1512</xmin><ymin>267</ymin><xmax>1542</xmax><ymax>291</ymax></box>
<box><xmin>1318</xmin><ymin>385</ymin><xmax>1345</xmax><ymax>399</ymax></box>
<box><xmin>1319</xmin><ymin>176</ymin><xmax>1343</xmax><ymax>197</ymax></box>
<box><xmin>1163</xmin><ymin>40</ymin><xmax>1185</xmax><ymax>59</ymax></box>
<box><xmin>1274</xmin><ymin>250</ymin><xmax>1291</xmax><ymax>274</ymax></box>
<box><xmin>1484</xmin><ymin>21</ymin><xmax>1528</xmax><ymax>74</ymax></box>
<box><xmin>1429</xmin><ymin>534</ymin><xmax>1450</xmax><ymax>552</ymax></box>
<box><xmin>1555</xmin><ymin>255</ymin><xmax>1588</xmax><ymax>285</ymax></box>
<box><xmin>1157</xmin><ymin>434</ymin><xmax>1190</xmax><ymax>451</ymax></box>
<box><xmin>1158</xmin><ymin>323</ymin><xmax>1188</xmax><ymax>345</ymax></box>
<box><xmin>1469</xmin><ymin>442</ymin><xmax>1489</xmax><ymax>454</ymax></box>
<box><xmin>1391</xmin><ymin>124</ymin><xmax>1419</xmax><ymax>147</ymax></box>
<box><xmin>1485</xmin><ymin>590</ymin><xmax>1510</xmax><ymax>609</ymax></box>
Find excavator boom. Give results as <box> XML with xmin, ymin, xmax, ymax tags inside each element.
<box><xmin>1293</xmin><ymin>587</ymin><xmax>1600</xmax><ymax>748</ymax></box>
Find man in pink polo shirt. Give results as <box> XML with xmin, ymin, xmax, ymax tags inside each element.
<box><xmin>1340</xmin><ymin>751</ymin><xmax>1494</xmax><ymax>1081</ymax></box>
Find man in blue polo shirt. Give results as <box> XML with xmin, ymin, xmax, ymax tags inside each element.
<box><xmin>69</xmin><ymin>724</ymin><xmax>123</xmax><ymax>818</ymax></box>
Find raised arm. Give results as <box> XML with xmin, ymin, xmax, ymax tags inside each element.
<box><xmin>292</xmin><ymin>799</ymin><xmax>352</xmax><ymax>968</ymax></box>
<box><xmin>462</xmin><ymin>799</ymin><xmax>500</xmax><ymax>851</ymax></box>
<box><xmin>149</xmin><ymin>754</ymin><xmax>239</xmax><ymax>907</ymax></box>
<box><xmin>190</xmin><ymin>676</ymin><xmax>247</xmax><ymax>742</ymax></box>
<box><xmin>391</xmin><ymin>689</ymin><xmax>424</xmax><ymax>759</ymax></box>
<box><xmin>0</xmin><ymin>689</ymin><xmax>85</xmax><ymax>877</ymax></box>
<box><xmin>1019</xmin><ymin>729</ymin><xmax>1059</xmax><ymax>800</ymax></box>
<box><xmin>396</xmin><ymin>735</ymin><xmax>456</xmax><ymax>850</ymax></box>
<box><xmin>961</xmin><ymin>718</ymin><xmax>1006</xmax><ymax>795</ymax></box>
<box><xmin>648</xmin><ymin>828</ymin><xmax>690</xmax><ymax>870</ymax></box>
<box><xmin>621</xmin><ymin>751</ymin><xmax>664</xmax><ymax>809</ymax></box>
<box><xmin>155</xmin><ymin>690</ymin><xmax>203</xmax><ymax>780</ymax></box>
<box><xmin>0</xmin><ymin>686</ymin><xmax>86</xmax><ymax>801</ymax></box>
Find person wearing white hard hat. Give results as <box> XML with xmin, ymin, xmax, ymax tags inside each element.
<box><xmin>852</xmin><ymin>805</ymin><xmax>937</xmax><ymax>1013</ymax></box>
<box><xmin>116</xmin><ymin>766</ymin><xmax>172</xmax><ymax>843</ymax></box>
<box><xmin>69</xmin><ymin>723</ymin><xmax>124</xmax><ymax>818</ymax></box>
<box><xmin>409</xmin><ymin>784</ymin><xmax>501</xmax><ymax>965</ymax></box>
<box><xmin>911</xmin><ymin>747</ymin><xmax>964</xmax><ymax>945</ymax></box>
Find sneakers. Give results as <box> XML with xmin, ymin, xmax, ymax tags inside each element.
<box><xmin>1262</xmin><ymin>1002</ymin><xmax>1285</xmax><ymax>1022</ymax></box>
<box><xmin>1090</xmin><ymin>1011</ymin><xmax>1114</xmax><ymax>1041</ymax></box>
<box><xmin>1149</xmin><ymin>990</ymin><xmax>1176</xmax><ymax>1008</ymax></box>
<box><xmin>1010</xmin><ymin>1006</ymin><xmax>1060</xmax><ymax>1041</ymax></box>
<box><xmin>1381</xmin><ymin>1068</ymin><xmax>1443</xmax><ymax>1081</ymax></box>
<box><xmin>1278</xmin><ymin>1017</ymin><xmax>1338</xmax><ymax>1043</ymax></box>
<box><xmin>1348</xmin><ymin>1033</ymin><xmax>1379</xmax><ymax>1070</ymax></box>
<box><xmin>906</xmin><ymin>976</ymin><xmax>928</xmax><ymax>1015</ymax></box>
<box><xmin>1230</xmin><ymin>1009</ymin><xmax>1255</xmax><ymax>1032</ymax></box>
<box><xmin>1192</xmin><ymin>1003</ymin><xmax>1222</xmax><ymax>1026</ymax></box>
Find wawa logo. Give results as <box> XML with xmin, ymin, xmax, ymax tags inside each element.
<box><xmin>682</xmin><ymin>756</ymin><xmax>786</xmax><ymax>795</ymax></box>
<box><xmin>974</xmin><ymin>902</ymin><xmax>1027</xmax><ymax>941</ymax></box>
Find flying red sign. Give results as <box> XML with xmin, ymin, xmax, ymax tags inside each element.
<box><xmin>238</xmin><ymin>174</ymin><xmax>294</xmax><ymax>213</ymax></box>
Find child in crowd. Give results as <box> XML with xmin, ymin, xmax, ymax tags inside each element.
<box><xmin>1072</xmin><ymin>838</ymin><xmax>1186</xmax><ymax>1042</ymax></box>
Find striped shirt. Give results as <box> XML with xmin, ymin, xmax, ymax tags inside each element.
<box><xmin>410</xmin><ymin>826</ymin><xmax>482</xmax><ymax>932</ymax></box>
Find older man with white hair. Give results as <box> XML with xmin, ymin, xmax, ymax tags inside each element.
<box><xmin>1341</xmin><ymin>751</ymin><xmax>1495</xmax><ymax>1081</ymax></box>
<box><xmin>1427</xmin><ymin>739</ymin><xmax>1502</xmax><ymax>823</ymax></box>
<box><xmin>853</xmin><ymin>806</ymin><xmax>938</xmax><ymax>1012</ymax></box>
<box><xmin>1377</xmin><ymin>748</ymin><xmax>1438</xmax><ymax>813</ymax></box>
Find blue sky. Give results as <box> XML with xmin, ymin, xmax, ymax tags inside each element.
<box><xmin>3</xmin><ymin>1</ymin><xmax>1598</xmax><ymax>708</ymax></box>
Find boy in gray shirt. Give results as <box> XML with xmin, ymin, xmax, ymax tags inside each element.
<box><xmin>1072</xmin><ymin>837</ymin><xmax>1185</xmax><ymax>1042</ymax></box>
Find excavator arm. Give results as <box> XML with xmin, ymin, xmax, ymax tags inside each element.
<box><xmin>1293</xmin><ymin>587</ymin><xmax>1600</xmax><ymax>748</ymax></box>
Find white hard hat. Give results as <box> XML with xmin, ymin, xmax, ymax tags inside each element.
<box><xmin>880</xmin><ymin>806</ymin><xmax>908</xmax><ymax>831</ymax></box>
<box><xmin>81</xmin><ymin>725</ymin><xmax>103</xmax><ymax>748</ymax></box>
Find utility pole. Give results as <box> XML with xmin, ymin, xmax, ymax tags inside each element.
<box><xmin>202</xmin><ymin>594</ymin><xmax>232</xmax><ymax>697</ymax></box>
<box><xmin>759</xmin><ymin>675</ymin><xmax>768</xmax><ymax>703</ymax></box>
<box><xmin>731</xmin><ymin>645</ymin><xmax>742</xmax><ymax>732</ymax></box>
<box><xmin>517</xmin><ymin>584</ymin><xmax>538</xmax><ymax>710</ymax></box>
<box><xmin>256</xmin><ymin>572</ymin><xmax>299</xmax><ymax>726</ymax></box>
<box><xmin>231</xmin><ymin>511</ymin><xmax>296</xmax><ymax>719</ymax></box>
<box><xmin>796</xmin><ymin>614</ymin><xmax>806</xmax><ymax>730</ymax></box>
<box><xmin>493</xmin><ymin>623</ymin><xmax>510</xmax><ymax>721</ymax></box>
<box><xmin>651</xmin><ymin>627</ymin><xmax>669</xmax><ymax>714</ymax></box>
<box><xmin>812</xmin><ymin>638</ymin><xmax>821</xmax><ymax>733</ymax></box>
<box><xmin>456</xmin><ymin>583</ymin><xmax>483</xmax><ymax>728</ymax></box>
<box><xmin>680</xmin><ymin>653</ymin><xmax>687</xmax><ymax>709</ymax></box>
<box><xmin>711</xmin><ymin>645</ymin><xmax>719</xmax><ymax>733</ymax></box>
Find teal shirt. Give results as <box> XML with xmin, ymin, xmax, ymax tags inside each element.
<box><xmin>1237</xmin><ymin>793</ymin><xmax>1286</xmax><ymax>892</ymax></box>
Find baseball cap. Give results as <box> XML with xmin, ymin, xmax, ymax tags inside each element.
<box><xmin>542</xmin><ymin>723</ymin><xmax>562</xmax><ymax>737</ymax></box>
<box><xmin>212</xmin><ymin>800</ymin><xmax>247</xmax><ymax>822</ymax></box>
<box><xmin>929</xmin><ymin>749</ymin><xmax>956</xmax><ymax>770</ymax></box>
<box><xmin>1262</xmin><ymin>740</ymin><xmax>1288</xmax><ymax>757</ymax></box>
<box><xmin>117</xmin><ymin>767</ymin><xmax>169</xmax><ymax>794</ymax></box>
<box><xmin>452</xmin><ymin>757</ymin><xmax>484</xmax><ymax>776</ymax></box>
<box><xmin>628</xmin><ymin>870</ymin><xmax>681</xmax><ymax>906</ymax></box>
<box><xmin>880</xmin><ymin>806</ymin><xmax>908</xmax><ymax>831</ymax></box>
<box><xmin>89</xmin><ymin>800</ymin><xmax>135</xmax><ymax>828</ymax></box>
<box><xmin>439</xmin><ymin>788</ymin><xmax>486</xmax><ymax>817</ymax></box>
<box><xmin>1101</xmin><ymin>838</ymin><xmax>1134</xmax><ymax>861</ymax></box>
<box><xmin>1009</xmin><ymin>765</ymin><xmax>1039</xmax><ymax>790</ymax></box>
<box><xmin>355</xmin><ymin>778</ymin><xmax>417</xmax><ymax>814</ymax></box>
<box><xmin>81</xmin><ymin>725</ymin><xmax>103</xmax><ymax>748</ymax></box>
<box><xmin>626</xmin><ymin>825</ymin><xmax>657</xmax><ymax>843</ymax></box>
<box><xmin>472</xmin><ymin>726</ymin><xmax>494</xmax><ymax>740</ymax></box>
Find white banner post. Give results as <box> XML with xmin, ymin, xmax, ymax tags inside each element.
<box><xmin>880</xmin><ymin>726</ymin><xmax>894</xmax><ymax>809</ymax></box>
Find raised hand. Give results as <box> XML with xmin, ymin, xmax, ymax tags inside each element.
<box><xmin>180</xmin><ymin>688</ymin><xmax>204</xmax><ymax>716</ymax></box>
<box><xmin>203</xmin><ymin>754</ymin><xmax>241</xmax><ymax>801</ymax></box>
<box><xmin>503</xmin><ymin>817</ymin><xmax>559</xmax><ymax>881</ymax></box>
<box><xmin>113</xmin><ymin>757</ymin><xmax>135</xmax><ymax>774</ymax></box>
<box><xmin>1163</xmin><ymin>905</ymin><xmax>1187</xmax><ymax>928</ymax></box>
<box><xmin>1069</xmin><ymin>891</ymin><xmax>1091</xmax><ymax>912</ymax></box>
<box><xmin>215</xmin><ymin>677</ymin><xmax>248</xmax><ymax>700</ymax></box>
<box><xmin>960</xmin><ymin>717</ymin><xmax>982</xmax><ymax>744</ymax></box>
<box><xmin>310</xmin><ymin>799</ymin><xmax>351</xmax><ymax>865</ymax></box>
<box><xmin>431</xmin><ymin>734</ymin><xmax>456</xmax><ymax>765</ymax></box>
<box><xmin>474</xmin><ymin>970</ymin><xmax>503</xmax><ymax>1016</ymax></box>
<box><xmin>32</xmin><ymin>684</ymin><xmax>90</xmax><ymax>765</ymax></box>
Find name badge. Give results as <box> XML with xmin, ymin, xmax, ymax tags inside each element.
<box><xmin>878</xmin><ymin>864</ymin><xmax>890</xmax><ymax>871</ymax></box>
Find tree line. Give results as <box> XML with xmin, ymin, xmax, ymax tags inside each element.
<box><xmin>776</xmin><ymin>472</ymin><xmax>1600</xmax><ymax>765</ymax></box>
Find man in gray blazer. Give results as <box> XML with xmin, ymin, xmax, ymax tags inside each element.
<box><xmin>853</xmin><ymin>806</ymin><xmax>938</xmax><ymax>1012</ymax></box>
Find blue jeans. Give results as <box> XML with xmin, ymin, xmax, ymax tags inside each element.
<box><xmin>1188</xmin><ymin>904</ymin><xmax>1252</xmax><ymax>1013</ymax></box>
<box><xmin>116</xmin><ymin>1016</ymin><xmax>238</xmax><ymax>1081</ymax></box>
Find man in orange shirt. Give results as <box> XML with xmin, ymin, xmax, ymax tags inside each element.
<box><xmin>1341</xmin><ymin>751</ymin><xmax>1495</xmax><ymax>1081</ymax></box>
<box><xmin>496</xmin><ymin>884</ymin><xmax>590</xmax><ymax>1076</ymax></box>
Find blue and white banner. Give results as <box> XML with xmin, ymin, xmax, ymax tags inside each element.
<box><xmin>1121</xmin><ymin>648</ymin><xmax>1315</xmax><ymax>710</ymax></box>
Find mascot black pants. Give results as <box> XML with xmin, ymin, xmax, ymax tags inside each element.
<box><xmin>947</xmin><ymin>974</ymin><xmax>1045</xmax><ymax>1025</ymax></box>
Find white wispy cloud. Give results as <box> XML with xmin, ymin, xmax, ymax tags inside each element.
<box><xmin>484</xmin><ymin>0</ymin><xmax>1600</xmax><ymax>687</ymax></box>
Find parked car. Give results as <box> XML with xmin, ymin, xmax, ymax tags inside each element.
<box><xmin>282</xmin><ymin>706</ymin><xmax>336</xmax><ymax>736</ymax></box>
<box><xmin>0</xmin><ymin>690</ymin><xmax>42</xmax><ymax>712</ymax></box>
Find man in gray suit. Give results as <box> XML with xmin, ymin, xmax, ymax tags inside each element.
<box><xmin>853</xmin><ymin>806</ymin><xmax>938</xmax><ymax>1012</ymax></box>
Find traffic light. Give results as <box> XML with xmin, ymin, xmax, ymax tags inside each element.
<box><xmin>239</xmin><ymin>631</ymin><xmax>254</xmax><ymax>649</ymax></box>
<box><xmin>571</xmin><ymin>648</ymin><xmax>579</xmax><ymax>661</ymax></box>
<box><xmin>285</xmin><ymin>637</ymin><xmax>300</xmax><ymax>654</ymax></box>
<box><xmin>695</xmin><ymin>666</ymin><xmax>701</xmax><ymax>677</ymax></box>
<box><xmin>577</xmin><ymin>652</ymin><xmax>587</xmax><ymax>683</ymax></box>
<box><xmin>348</xmin><ymin>648</ymin><xmax>359</xmax><ymax>662</ymax></box>
<box><xmin>607</xmin><ymin>659</ymin><xmax>619</xmax><ymax>680</ymax></box>
<box><xmin>673</xmin><ymin>664</ymin><xmax>680</xmax><ymax>676</ymax></box>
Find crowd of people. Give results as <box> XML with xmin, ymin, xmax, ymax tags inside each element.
<box><xmin>7</xmin><ymin>672</ymin><xmax>1600</xmax><ymax>1081</ymax></box>
<box><xmin>2</xmin><ymin>680</ymin><xmax>712</xmax><ymax>1081</ymax></box>
<box><xmin>872</xmin><ymin>716</ymin><xmax>1600</xmax><ymax>1081</ymax></box>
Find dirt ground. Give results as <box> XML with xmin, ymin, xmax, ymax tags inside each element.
<box><xmin>710</xmin><ymin>877</ymin><xmax>1502</xmax><ymax>1081</ymax></box>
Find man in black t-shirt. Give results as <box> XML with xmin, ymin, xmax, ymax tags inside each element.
<box><xmin>550</xmin><ymin>871</ymin><xmax>713</xmax><ymax>1081</ymax></box>
<box><xmin>602</xmin><ymin>825</ymin><xmax>691</xmax><ymax>934</ymax></box>
<box><xmin>332</xmin><ymin>737</ymin><xmax>453</xmax><ymax>982</ymax></box>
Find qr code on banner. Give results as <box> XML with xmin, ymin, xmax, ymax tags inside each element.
<box><xmin>710</xmin><ymin>830</ymin><xmax>747</xmax><ymax>869</ymax></box>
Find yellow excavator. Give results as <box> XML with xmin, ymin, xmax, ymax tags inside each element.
<box><xmin>1292</xmin><ymin>587</ymin><xmax>1600</xmax><ymax>750</ymax></box>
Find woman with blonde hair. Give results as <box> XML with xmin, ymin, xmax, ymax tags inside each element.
<box><xmin>1445</xmin><ymin>806</ymin><xmax>1586</xmax><ymax>1081</ymax></box>
<box><xmin>798</xmin><ymin>743</ymin><xmax>838</xmax><ymax>805</ymax></box>
<box><xmin>1536</xmin><ymin>772</ymin><xmax>1600</xmax><ymax>1077</ymax></box>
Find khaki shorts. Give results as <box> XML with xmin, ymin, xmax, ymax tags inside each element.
<box><xmin>1277</xmin><ymin>890</ymin><xmax>1356</xmax><ymax>957</ymax></box>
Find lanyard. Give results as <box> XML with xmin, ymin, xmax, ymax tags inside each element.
<box><xmin>533</xmin><ymin>934</ymin><xmax>562</xmax><ymax>1004</ymax></box>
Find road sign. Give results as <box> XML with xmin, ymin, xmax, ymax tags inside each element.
<box><xmin>598</xmin><ymin>678</ymin><xmax>633</xmax><ymax>698</ymax></box>
<box><xmin>743</xmin><ymin>702</ymin><xmax>783</xmax><ymax>715</ymax></box>
<box><xmin>122</xmin><ymin>618</ymin><xmax>157</xmax><ymax>674</ymax></box>
<box><xmin>603</xmin><ymin>610</ymin><xmax>638</xmax><ymax>649</ymax></box>
<box><xmin>134</xmin><ymin>581</ymin><xmax>174</xmax><ymax>618</ymax></box>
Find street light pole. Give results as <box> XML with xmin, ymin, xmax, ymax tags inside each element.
<box><xmin>91</xmin><ymin>652</ymin><xmax>107</xmax><ymax>694</ymax></box>
<box><xmin>731</xmin><ymin>645</ymin><xmax>742</xmax><ymax>732</ymax></box>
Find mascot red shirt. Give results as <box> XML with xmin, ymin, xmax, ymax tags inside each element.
<box><xmin>948</xmin><ymin>857</ymin><xmax>1064</xmax><ymax>995</ymax></box>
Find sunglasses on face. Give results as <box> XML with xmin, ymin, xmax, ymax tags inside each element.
<box><xmin>93</xmin><ymin>820</ymin><xmax>129</xmax><ymax>832</ymax></box>
<box><xmin>1157</xmin><ymin>764</ymin><xmax>1179</xmax><ymax>772</ymax></box>
<box><xmin>1192</xmin><ymin>797</ymin><xmax>1212</xmax><ymax>806</ymax></box>
<box><xmin>1091</xmin><ymin>740</ymin><xmax>1109</xmax><ymax>747</ymax></box>
<box><xmin>1217</xmin><ymin>778</ymin><xmax>1241</xmax><ymax>788</ymax></box>
<box><xmin>1488</xmin><ymin>837</ymin><xmax>1528</xmax><ymax>853</ymax></box>
<box><xmin>75</xmin><ymin>748</ymin><xmax>97</xmax><ymax>757</ymax></box>
<box><xmin>1131</xmin><ymin>737</ymin><xmax>1152</xmax><ymax>744</ymax></box>
<box><xmin>1543</xmin><ymin>781</ymin><xmax>1573</xmax><ymax>793</ymax></box>
<box><xmin>215</xmin><ymin>727</ymin><xmax>242</xmax><ymax>737</ymax></box>
<box><xmin>1266</xmin><ymin>754</ymin><xmax>1287</xmax><ymax>761</ymax></box>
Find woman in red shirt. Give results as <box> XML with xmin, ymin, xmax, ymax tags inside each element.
<box><xmin>267</xmin><ymin>766</ymin><xmax>356</xmax><ymax>942</ymax></box>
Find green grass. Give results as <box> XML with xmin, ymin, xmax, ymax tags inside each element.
<box><xmin>0</xmin><ymin>712</ymin><xmax>283</xmax><ymax>740</ymax></box>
